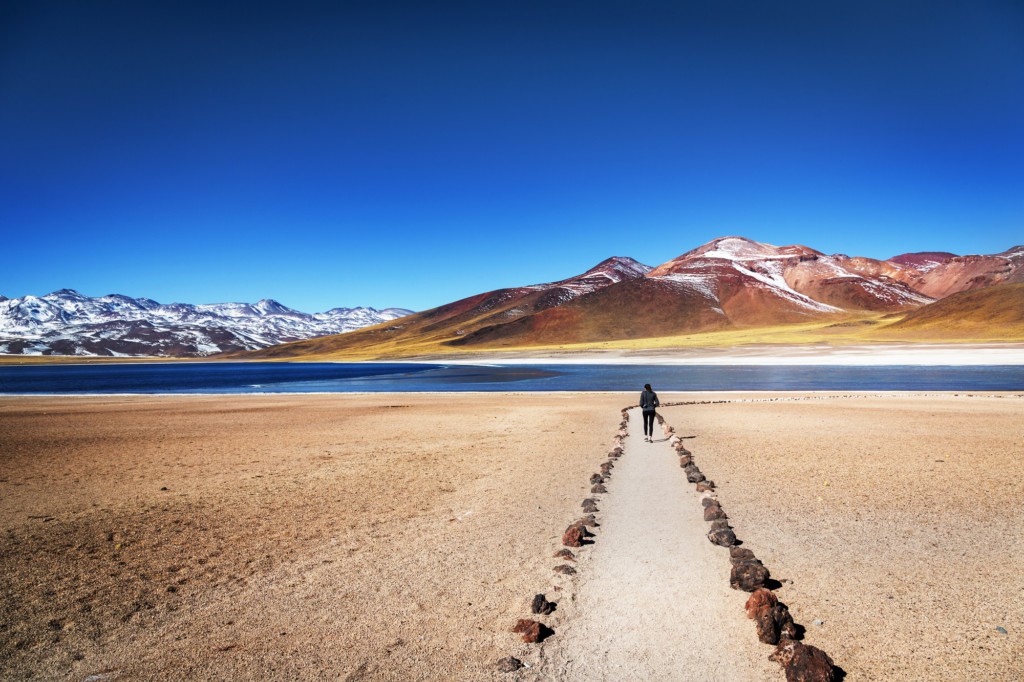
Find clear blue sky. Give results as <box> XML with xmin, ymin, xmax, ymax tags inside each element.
<box><xmin>2</xmin><ymin>1</ymin><xmax>1022</xmax><ymax>312</ymax></box>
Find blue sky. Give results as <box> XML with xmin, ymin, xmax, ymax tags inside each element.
<box><xmin>2</xmin><ymin>0</ymin><xmax>1022</xmax><ymax>312</ymax></box>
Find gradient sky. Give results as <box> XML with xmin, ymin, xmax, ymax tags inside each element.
<box><xmin>2</xmin><ymin>1</ymin><xmax>1022</xmax><ymax>312</ymax></box>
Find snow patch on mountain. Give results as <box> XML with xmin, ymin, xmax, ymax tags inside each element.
<box><xmin>732</xmin><ymin>261</ymin><xmax>842</xmax><ymax>313</ymax></box>
<box><xmin>0</xmin><ymin>290</ymin><xmax>413</xmax><ymax>357</ymax></box>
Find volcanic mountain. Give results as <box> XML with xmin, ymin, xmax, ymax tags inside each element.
<box><xmin>238</xmin><ymin>236</ymin><xmax>1022</xmax><ymax>359</ymax></box>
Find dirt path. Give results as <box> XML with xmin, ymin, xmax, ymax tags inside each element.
<box><xmin>535</xmin><ymin>408</ymin><xmax>776</xmax><ymax>681</ymax></box>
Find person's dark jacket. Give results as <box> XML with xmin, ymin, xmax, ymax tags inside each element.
<box><xmin>640</xmin><ymin>389</ymin><xmax>659</xmax><ymax>412</ymax></box>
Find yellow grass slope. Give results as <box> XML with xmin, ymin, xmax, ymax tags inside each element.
<box><xmin>875</xmin><ymin>282</ymin><xmax>1024</xmax><ymax>340</ymax></box>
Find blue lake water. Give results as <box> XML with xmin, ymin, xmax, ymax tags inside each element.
<box><xmin>1</xmin><ymin>362</ymin><xmax>1023</xmax><ymax>394</ymax></box>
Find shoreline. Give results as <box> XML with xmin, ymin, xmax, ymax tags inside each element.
<box><xmin>1</xmin><ymin>341</ymin><xmax>1023</xmax><ymax>367</ymax></box>
<box><xmin>399</xmin><ymin>342</ymin><xmax>1024</xmax><ymax>366</ymax></box>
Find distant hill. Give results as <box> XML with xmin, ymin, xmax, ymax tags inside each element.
<box><xmin>0</xmin><ymin>290</ymin><xmax>413</xmax><ymax>357</ymax></box>
<box><xmin>880</xmin><ymin>283</ymin><xmax>1024</xmax><ymax>340</ymax></box>
<box><xmin>236</xmin><ymin>236</ymin><xmax>1024</xmax><ymax>360</ymax></box>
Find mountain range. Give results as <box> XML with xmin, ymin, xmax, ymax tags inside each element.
<box><xmin>237</xmin><ymin>236</ymin><xmax>1024</xmax><ymax>360</ymax></box>
<box><xmin>0</xmin><ymin>290</ymin><xmax>412</xmax><ymax>357</ymax></box>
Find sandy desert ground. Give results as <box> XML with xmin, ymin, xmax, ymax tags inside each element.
<box><xmin>1</xmin><ymin>392</ymin><xmax>1022</xmax><ymax>680</ymax></box>
<box><xmin>661</xmin><ymin>393</ymin><xmax>1024</xmax><ymax>680</ymax></box>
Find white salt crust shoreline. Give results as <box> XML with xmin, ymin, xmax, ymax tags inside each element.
<box><xmin>402</xmin><ymin>343</ymin><xmax>1024</xmax><ymax>366</ymax></box>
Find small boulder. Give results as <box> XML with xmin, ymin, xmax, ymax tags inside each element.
<box><xmin>695</xmin><ymin>481</ymin><xmax>715</xmax><ymax>492</ymax></box>
<box><xmin>686</xmin><ymin>469</ymin><xmax>706</xmax><ymax>484</ymax></box>
<box><xmin>679</xmin><ymin>455</ymin><xmax>693</xmax><ymax>467</ymax></box>
<box><xmin>755</xmin><ymin>604</ymin><xmax>796</xmax><ymax>645</ymax></box>
<box><xmin>731</xmin><ymin>561</ymin><xmax>770</xmax><ymax>592</ymax></box>
<box><xmin>701</xmin><ymin>497</ymin><xmax>720</xmax><ymax>508</ymax></box>
<box><xmin>591</xmin><ymin>484</ymin><xmax>607</xmax><ymax>494</ymax></box>
<box><xmin>581</xmin><ymin>499</ymin><xmax>599</xmax><ymax>513</ymax></box>
<box><xmin>553</xmin><ymin>548</ymin><xmax>576</xmax><ymax>561</ymax></box>
<box><xmin>708</xmin><ymin>527</ymin><xmax>737</xmax><ymax>547</ymax></box>
<box><xmin>562</xmin><ymin>525</ymin><xmax>585</xmax><ymax>547</ymax></box>
<box><xmin>704</xmin><ymin>505</ymin><xmax>728</xmax><ymax>521</ymax></box>
<box><xmin>590</xmin><ymin>474</ymin><xmax>604</xmax><ymax>485</ymax></box>
<box><xmin>512</xmin><ymin>619</ymin><xmax>553</xmax><ymax>643</ymax></box>
<box><xmin>600</xmin><ymin>462</ymin><xmax>613</xmax><ymax>474</ymax></box>
<box><xmin>496</xmin><ymin>656</ymin><xmax>524</xmax><ymax>673</ymax></box>
<box><xmin>531</xmin><ymin>594</ymin><xmax>555</xmax><ymax>615</ymax></box>
<box><xmin>731</xmin><ymin>547</ymin><xmax>757</xmax><ymax>564</ymax></box>
<box><xmin>769</xmin><ymin>640</ymin><xmax>836</xmax><ymax>681</ymax></box>
<box><xmin>553</xmin><ymin>564</ymin><xmax>577</xmax><ymax>576</ymax></box>
<box><xmin>578</xmin><ymin>515</ymin><xmax>598</xmax><ymax>527</ymax></box>
<box><xmin>744</xmin><ymin>587</ymin><xmax>778</xmax><ymax>619</ymax></box>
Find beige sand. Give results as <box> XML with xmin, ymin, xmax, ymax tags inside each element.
<box><xmin>660</xmin><ymin>393</ymin><xmax>1024</xmax><ymax>680</ymax></box>
<box><xmin>2</xmin><ymin>393</ymin><xmax>1022</xmax><ymax>681</ymax></box>
<box><xmin>0</xmin><ymin>394</ymin><xmax>630</xmax><ymax>680</ymax></box>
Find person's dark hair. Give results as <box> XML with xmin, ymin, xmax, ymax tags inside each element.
<box><xmin>644</xmin><ymin>383</ymin><xmax>652</xmax><ymax>391</ymax></box>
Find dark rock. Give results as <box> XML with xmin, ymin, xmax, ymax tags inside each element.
<box><xmin>695</xmin><ymin>481</ymin><xmax>715</xmax><ymax>492</ymax></box>
<box><xmin>591</xmin><ymin>484</ymin><xmax>607</xmax><ymax>494</ymax></box>
<box><xmin>731</xmin><ymin>561</ymin><xmax>770</xmax><ymax>592</ymax></box>
<box><xmin>704</xmin><ymin>505</ymin><xmax>728</xmax><ymax>521</ymax></box>
<box><xmin>679</xmin><ymin>455</ymin><xmax>693</xmax><ymax>467</ymax></box>
<box><xmin>781</xmin><ymin>616</ymin><xmax>799</xmax><ymax>641</ymax></box>
<box><xmin>769</xmin><ymin>640</ymin><xmax>836</xmax><ymax>681</ymax></box>
<box><xmin>600</xmin><ymin>462</ymin><xmax>613</xmax><ymax>474</ymax></box>
<box><xmin>531</xmin><ymin>594</ymin><xmax>556</xmax><ymax>615</ymax></box>
<box><xmin>578</xmin><ymin>514</ymin><xmax>598</xmax><ymax>527</ymax></box>
<box><xmin>562</xmin><ymin>525</ymin><xmax>585</xmax><ymax>547</ymax></box>
<box><xmin>755</xmin><ymin>604</ymin><xmax>796</xmax><ymax>645</ymax></box>
<box><xmin>553</xmin><ymin>565</ymin><xmax>577</xmax><ymax>575</ymax></box>
<box><xmin>731</xmin><ymin>547</ymin><xmax>757</xmax><ymax>564</ymax></box>
<box><xmin>553</xmin><ymin>548</ymin><xmax>576</xmax><ymax>561</ymax></box>
<box><xmin>611</xmin><ymin>447</ymin><xmax>623</xmax><ymax>455</ymax></box>
<box><xmin>744</xmin><ymin>587</ymin><xmax>778</xmax><ymax>619</ymax></box>
<box><xmin>701</xmin><ymin>497</ymin><xmax>720</xmax><ymax>508</ymax></box>
<box><xmin>590</xmin><ymin>474</ymin><xmax>604</xmax><ymax>485</ymax></box>
<box><xmin>708</xmin><ymin>527</ymin><xmax>737</xmax><ymax>547</ymax></box>
<box><xmin>496</xmin><ymin>656</ymin><xmax>524</xmax><ymax>673</ymax></box>
<box><xmin>512</xmin><ymin>619</ymin><xmax>553</xmax><ymax>643</ymax></box>
<box><xmin>709</xmin><ymin>519</ymin><xmax>731</xmax><ymax>531</ymax></box>
<box><xmin>581</xmin><ymin>499</ymin><xmax>599</xmax><ymax>513</ymax></box>
<box><xmin>686</xmin><ymin>469</ymin><xmax>706</xmax><ymax>484</ymax></box>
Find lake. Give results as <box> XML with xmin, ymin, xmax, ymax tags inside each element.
<box><xmin>1</xmin><ymin>362</ymin><xmax>1023</xmax><ymax>394</ymax></box>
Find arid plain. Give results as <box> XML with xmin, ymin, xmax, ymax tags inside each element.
<box><xmin>1</xmin><ymin>392</ymin><xmax>1021</xmax><ymax>680</ymax></box>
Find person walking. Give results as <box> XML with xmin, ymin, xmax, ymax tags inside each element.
<box><xmin>639</xmin><ymin>383</ymin><xmax>659</xmax><ymax>442</ymax></box>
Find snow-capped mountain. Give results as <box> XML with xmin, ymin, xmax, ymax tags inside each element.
<box><xmin>0</xmin><ymin>290</ymin><xmax>413</xmax><ymax>357</ymax></box>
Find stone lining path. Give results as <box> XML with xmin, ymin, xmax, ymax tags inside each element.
<box><xmin>536</xmin><ymin>408</ymin><xmax>776</xmax><ymax>681</ymax></box>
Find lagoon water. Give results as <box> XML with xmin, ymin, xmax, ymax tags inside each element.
<box><xmin>1</xmin><ymin>362</ymin><xmax>1023</xmax><ymax>394</ymax></box>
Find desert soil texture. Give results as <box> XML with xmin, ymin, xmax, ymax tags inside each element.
<box><xmin>1</xmin><ymin>392</ymin><xmax>1021</xmax><ymax>680</ymax></box>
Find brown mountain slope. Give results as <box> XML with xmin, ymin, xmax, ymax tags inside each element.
<box><xmin>236</xmin><ymin>257</ymin><xmax>651</xmax><ymax>359</ymax></box>
<box><xmin>880</xmin><ymin>283</ymin><xmax>1024</xmax><ymax>339</ymax></box>
<box><xmin>911</xmin><ymin>246</ymin><xmax>1024</xmax><ymax>298</ymax></box>
<box><xmin>447</xmin><ymin>277</ymin><xmax>732</xmax><ymax>347</ymax></box>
